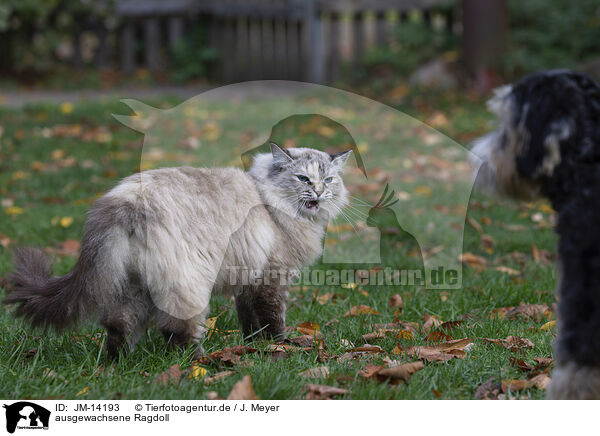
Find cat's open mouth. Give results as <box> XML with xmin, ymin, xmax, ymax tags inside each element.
<box><xmin>305</xmin><ymin>200</ymin><xmax>319</xmax><ymax>210</ymax></box>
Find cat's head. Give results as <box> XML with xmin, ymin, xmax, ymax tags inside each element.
<box><xmin>249</xmin><ymin>143</ymin><xmax>352</xmax><ymax>220</ymax></box>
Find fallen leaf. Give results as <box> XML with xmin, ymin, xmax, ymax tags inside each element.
<box><xmin>425</xmin><ymin>330</ymin><xmax>452</xmax><ymax>342</ymax></box>
<box><xmin>407</xmin><ymin>338</ymin><xmax>472</xmax><ymax>362</ymax></box>
<box><xmin>288</xmin><ymin>335</ymin><xmax>317</xmax><ymax>348</ymax></box>
<box><xmin>483</xmin><ymin>336</ymin><xmax>534</xmax><ymax>352</ymax></box>
<box><xmin>5</xmin><ymin>206</ymin><xmax>24</xmax><ymax>215</ymax></box>
<box><xmin>475</xmin><ymin>377</ymin><xmax>502</xmax><ymax>400</ymax></box>
<box><xmin>423</xmin><ymin>314</ymin><xmax>443</xmax><ymax>333</ymax></box>
<box><xmin>347</xmin><ymin>345</ymin><xmax>384</xmax><ymax>354</ymax></box>
<box><xmin>504</xmin><ymin>304</ymin><xmax>550</xmax><ymax>322</ymax></box>
<box><xmin>194</xmin><ymin>345</ymin><xmax>257</xmax><ymax>366</ymax></box>
<box><xmin>76</xmin><ymin>386</ymin><xmax>89</xmax><ymax>397</ymax></box>
<box><xmin>480</xmin><ymin>234</ymin><xmax>495</xmax><ymax>254</ymax></box>
<box><xmin>531</xmin><ymin>244</ymin><xmax>554</xmax><ymax>265</ymax></box>
<box><xmin>495</xmin><ymin>266</ymin><xmax>520</xmax><ymax>276</ymax></box>
<box><xmin>227</xmin><ymin>375</ymin><xmax>259</xmax><ymax>400</ymax></box>
<box><xmin>206</xmin><ymin>391</ymin><xmax>222</xmax><ymax>400</ymax></box>
<box><xmin>204</xmin><ymin>370</ymin><xmax>235</xmax><ymax>385</ymax></box>
<box><xmin>56</xmin><ymin>239</ymin><xmax>81</xmax><ymax>257</ymax></box>
<box><xmin>467</xmin><ymin>217</ymin><xmax>483</xmax><ymax>233</ymax></box>
<box><xmin>530</xmin><ymin>373</ymin><xmax>551</xmax><ymax>390</ymax></box>
<box><xmin>156</xmin><ymin>364</ymin><xmax>181</xmax><ymax>385</ymax></box>
<box><xmin>297</xmin><ymin>321</ymin><xmax>321</xmax><ymax>336</ymax></box>
<box><xmin>360</xmin><ymin>364</ymin><xmax>387</xmax><ymax>378</ymax></box>
<box><xmin>187</xmin><ymin>365</ymin><xmax>208</xmax><ymax>380</ymax></box>
<box><xmin>510</xmin><ymin>357</ymin><xmax>534</xmax><ymax>372</ymax></box>
<box><xmin>299</xmin><ymin>366</ymin><xmax>330</xmax><ymax>379</ymax></box>
<box><xmin>315</xmin><ymin>292</ymin><xmax>334</xmax><ymax>305</ymax></box>
<box><xmin>501</xmin><ymin>379</ymin><xmax>533</xmax><ymax>392</ymax></box>
<box><xmin>459</xmin><ymin>252</ymin><xmax>487</xmax><ymax>269</ymax></box>
<box><xmin>388</xmin><ymin>294</ymin><xmax>403</xmax><ymax>310</ymax></box>
<box><xmin>375</xmin><ymin>361</ymin><xmax>424</xmax><ymax>385</ymax></box>
<box><xmin>304</xmin><ymin>384</ymin><xmax>349</xmax><ymax>400</ymax></box>
<box><xmin>344</xmin><ymin>305</ymin><xmax>379</xmax><ymax>317</ymax></box>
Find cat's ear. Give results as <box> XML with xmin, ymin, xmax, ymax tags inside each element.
<box><xmin>330</xmin><ymin>150</ymin><xmax>353</xmax><ymax>170</ymax></box>
<box><xmin>270</xmin><ymin>142</ymin><xmax>293</xmax><ymax>165</ymax></box>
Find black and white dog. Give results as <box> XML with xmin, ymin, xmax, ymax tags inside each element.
<box><xmin>471</xmin><ymin>70</ymin><xmax>600</xmax><ymax>399</ymax></box>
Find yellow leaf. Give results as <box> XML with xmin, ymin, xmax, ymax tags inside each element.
<box><xmin>317</xmin><ymin>126</ymin><xmax>335</xmax><ymax>137</ymax></box>
<box><xmin>188</xmin><ymin>365</ymin><xmax>208</xmax><ymax>380</ymax></box>
<box><xmin>5</xmin><ymin>206</ymin><xmax>24</xmax><ymax>215</ymax></box>
<box><xmin>357</xmin><ymin>142</ymin><xmax>370</xmax><ymax>154</ymax></box>
<box><xmin>539</xmin><ymin>203</ymin><xmax>554</xmax><ymax>214</ymax></box>
<box><xmin>341</xmin><ymin>282</ymin><xmax>358</xmax><ymax>289</ymax></box>
<box><xmin>396</xmin><ymin>330</ymin><xmax>414</xmax><ymax>340</ymax></box>
<box><xmin>51</xmin><ymin>149</ymin><xmax>66</xmax><ymax>160</ymax></box>
<box><xmin>76</xmin><ymin>386</ymin><xmax>89</xmax><ymax>397</ymax></box>
<box><xmin>540</xmin><ymin>320</ymin><xmax>556</xmax><ymax>331</ymax></box>
<box><xmin>205</xmin><ymin>316</ymin><xmax>218</xmax><ymax>341</ymax></box>
<box><xmin>60</xmin><ymin>102</ymin><xmax>74</xmax><ymax>114</ymax></box>
<box><xmin>414</xmin><ymin>185</ymin><xmax>432</xmax><ymax>197</ymax></box>
<box><xmin>12</xmin><ymin>170</ymin><xmax>28</xmax><ymax>181</ymax></box>
<box><xmin>60</xmin><ymin>216</ymin><xmax>74</xmax><ymax>228</ymax></box>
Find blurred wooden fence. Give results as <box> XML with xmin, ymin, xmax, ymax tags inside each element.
<box><xmin>91</xmin><ymin>0</ymin><xmax>457</xmax><ymax>83</ymax></box>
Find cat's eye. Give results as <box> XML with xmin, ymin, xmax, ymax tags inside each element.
<box><xmin>296</xmin><ymin>175</ymin><xmax>310</xmax><ymax>183</ymax></box>
<box><xmin>324</xmin><ymin>177</ymin><xmax>333</xmax><ymax>183</ymax></box>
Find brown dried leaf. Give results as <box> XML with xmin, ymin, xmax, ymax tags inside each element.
<box><xmin>344</xmin><ymin>305</ymin><xmax>379</xmax><ymax>317</ymax></box>
<box><xmin>227</xmin><ymin>375</ymin><xmax>259</xmax><ymax>400</ymax></box>
<box><xmin>288</xmin><ymin>335</ymin><xmax>316</xmax><ymax>348</ymax></box>
<box><xmin>156</xmin><ymin>364</ymin><xmax>181</xmax><ymax>385</ymax></box>
<box><xmin>296</xmin><ymin>321</ymin><xmax>321</xmax><ymax>336</ymax></box>
<box><xmin>459</xmin><ymin>252</ymin><xmax>487</xmax><ymax>269</ymax></box>
<box><xmin>480</xmin><ymin>234</ymin><xmax>495</xmax><ymax>254</ymax></box>
<box><xmin>483</xmin><ymin>336</ymin><xmax>535</xmax><ymax>352</ymax></box>
<box><xmin>303</xmin><ymin>384</ymin><xmax>349</xmax><ymax>400</ymax></box>
<box><xmin>376</xmin><ymin>361</ymin><xmax>424</xmax><ymax>385</ymax></box>
<box><xmin>56</xmin><ymin>239</ymin><xmax>81</xmax><ymax>257</ymax></box>
<box><xmin>203</xmin><ymin>370</ymin><xmax>235</xmax><ymax>385</ymax></box>
<box><xmin>475</xmin><ymin>377</ymin><xmax>503</xmax><ymax>400</ymax></box>
<box><xmin>194</xmin><ymin>345</ymin><xmax>257</xmax><ymax>366</ymax></box>
<box><xmin>423</xmin><ymin>314</ymin><xmax>443</xmax><ymax>333</ymax></box>
<box><xmin>495</xmin><ymin>266</ymin><xmax>521</xmax><ymax>276</ymax></box>
<box><xmin>388</xmin><ymin>294</ymin><xmax>403</xmax><ymax>310</ymax></box>
<box><xmin>467</xmin><ymin>216</ymin><xmax>483</xmax><ymax>233</ymax></box>
<box><xmin>407</xmin><ymin>338</ymin><xmax>472</xmax><ymax>362</ymax></box>
<box><xmin>299</xmin><ymin>366</ymin><xmax>330</xmax><ymax>379</ymax></box>
<box><xmin>425</xmin><ymin>330</ymin><xmax>452</xmax><ymax>342</ymax></box>
<box><xmin>347</xmin><ymin>344</ymin><xmax>384</xmax><ymax>354</ymax></box>
<box><xmin>360</xmin><ymin>364</ymin><xmax>387</xmax><ymax>379</ymax></box>
<box><xmin>504</xmin><ymin>304</ymin><xmax>550</xmax><ymax>322</ymax></box>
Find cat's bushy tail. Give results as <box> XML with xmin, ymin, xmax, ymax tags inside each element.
<box><xmin>3</xmin><ymin>247</ymin><xmax>95</xmax><ymax>330</ymax></box>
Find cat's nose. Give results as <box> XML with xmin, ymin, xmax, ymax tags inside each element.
<box><xmin>314</xmin><ymin>184</ymin><xmax>324</xmax><ymax>197</ymax></box>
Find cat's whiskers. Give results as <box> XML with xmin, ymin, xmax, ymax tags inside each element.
<box><xmin>325</xmin><ymin>199</ymin><xmax>361</xmax><ymax>238</ymax></box>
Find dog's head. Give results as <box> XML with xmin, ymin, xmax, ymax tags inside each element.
<box><xmin>471</xmin><ymin>70</ymin><xmax>600</xmax><ymax>204</ymax></box>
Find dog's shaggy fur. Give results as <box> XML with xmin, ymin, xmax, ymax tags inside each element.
<box><xmin>471</xmin><ymin>70</ymin><xmax>600</xmax><ymax>399</ymax></box>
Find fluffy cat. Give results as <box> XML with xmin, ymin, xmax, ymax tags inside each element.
<box><xmin>3</xmin><ymin>143</ymin><xmax>351</xmax><ymax>358</ymax></box>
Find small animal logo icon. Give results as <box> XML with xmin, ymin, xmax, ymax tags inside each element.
<box><xmin>3</xmin><ymin>402</ymin><xmax>50</xmax><ymax>434</ymax></box>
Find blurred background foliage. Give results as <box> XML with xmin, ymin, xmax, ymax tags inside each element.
<box><xmin>0</xmin><ymin>0</ymin><xmax>599</xmax><ymax>88</ymax></box>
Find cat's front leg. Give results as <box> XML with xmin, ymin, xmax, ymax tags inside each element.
<box><xmin>235</xmin><ymin>283</ymin><xmax>287</xmax><ymax>341</ymax></box>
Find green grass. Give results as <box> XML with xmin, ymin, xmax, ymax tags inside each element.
<box><xmin>0</xmin><ymin>88</ymin><xmax>558</xmax><ymax>400</ymax></box>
